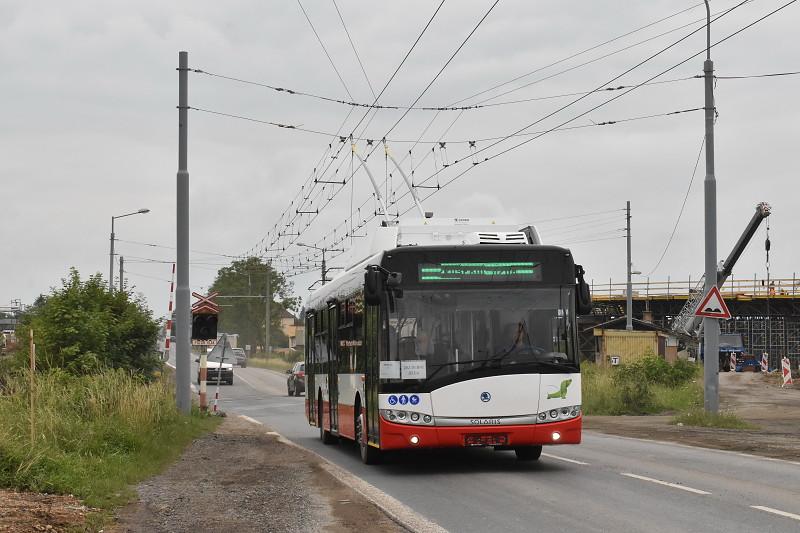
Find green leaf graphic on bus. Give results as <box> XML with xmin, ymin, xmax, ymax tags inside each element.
<box><xmin>547</xmin><ymin>379</ymin><xmax>572</xmax><ymax>400</ymax></box>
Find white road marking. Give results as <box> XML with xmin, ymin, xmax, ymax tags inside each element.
<box><xmin>751</xmin><ymin>506</ymin><xmax>800</xmax><ymax>521</ymax></box>
<box><xmin>620</xmin><ymin>473</ymin><xmax>711</xmax><ymax>495</ymax></box>
<box><xmin>737</xmin><ymin>453</ymin><xmax>800</xmax><ymax>467</ymax></box>
<box><xmin>541</xmin><ymin>453</ymin><xmax>589</xmax><ymax>465</ymax></box>
<box><xmin>165</xmin><ymin>362</ymin><xmax>175</xmax><ymax>369</ymax></box>
<box><xmin>235</xmin><ymin>371</ymin><xmax>257</xmax><ymax>388</ymax></box>
<box><xmin>239</xmin><ymin>415</ymin><xmax>263</xmax><ymax>426</ymax></box>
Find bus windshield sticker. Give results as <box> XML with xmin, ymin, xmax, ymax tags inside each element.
<box><xmin>401</xmin><ymin>360</ymin><xmax>427</xmax><ymax>380</ymax></box>
<box><xmin>418</xmin><ymin>261</ymin><xmax>542</xmax><ymax>283</ymax></box>
<box><xmin>379</xmin><ymin>360</ymin><xmax>401</xmax><ymax>379</ymax></box>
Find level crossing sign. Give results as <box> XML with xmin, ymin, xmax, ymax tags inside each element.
<box><xmin>694</xmin><ymin>286</ymin><xmax>731</xmax><ymax>319</ymax></box>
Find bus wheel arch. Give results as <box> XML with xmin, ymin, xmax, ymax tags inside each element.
<box><xmin>355</xmin><ymin>393</ymin><xmax>381</xmax><ymax>464</ymax></box>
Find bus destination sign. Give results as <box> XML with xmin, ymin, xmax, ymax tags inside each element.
<box><xmin>418</xmin><ymin>261</ymin><xmax>542</xmax><ymax>283</ymax></box>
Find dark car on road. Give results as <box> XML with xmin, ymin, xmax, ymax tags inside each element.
<box><xmin>232</xmin><ymin>347</ymin><xmax>247</xmax><ymax>368</ymax></box>
<box><xmin>286</xmin><ymin>362</ymin><xmax>305</xmax><ymax>396</ymax></box>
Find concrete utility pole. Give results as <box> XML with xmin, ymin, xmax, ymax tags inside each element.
<box><xmin>119</xmin><ymin>256</ymin><xmax>124</xmax><ymax>292</ymax></box>
<box><xmin>702</xmin><ymin>1</ymin><xmax>720</xmax><ymax>413</ymax></box>
<box><xmin>175</xmin><ymin>50</ymin><xmax>191</xmax><ymax>414</ymax></box>
<box><xmin>626</xmin><ymin>201</ymin><xmax>633</xmax><ymax>331</ymax></box>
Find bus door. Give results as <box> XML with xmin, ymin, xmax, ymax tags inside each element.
<box><xmin>328</xmin><ymin>302</ymin><xmax>339</xmax><ymax>433</ymax></box>
<box><xmin>364</xmin><ymin>304</ymin><xmax>380</xmax><ymax>443</ymax></box>
<box><xmin>305</xmin><ymin>312</ymin><xmax>315</xmax><ymax>424</ymax></box>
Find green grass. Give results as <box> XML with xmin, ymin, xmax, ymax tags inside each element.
<box><xmin>0</xmin><ymin>368</ymin><xmax>220</xmax><ymax>509</ymax></box>
<box><xmin>247</xmin><ymin>356</ymin><xmax>298</xmax><ymax>372</ymax></box>
<box><xmin>671</xmin><ymin>409</ymin><xmax>758</xmax><ymax>430</ymax></box>
<box><xmin>582</xmin><ymin>360</ymin><xmax>703</xmax><ymax>415</ymax></box>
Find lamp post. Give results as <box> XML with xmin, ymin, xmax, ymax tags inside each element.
<box><xmin>296</xmin><ymin>242</ymin><xmax>343</xmax><ymax>286</ymax></box>
<box><xmin>109</xmin><ymin>209</ymin><xmax>150</xmax><ymax>291</ymax></box>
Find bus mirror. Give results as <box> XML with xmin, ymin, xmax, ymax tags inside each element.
<box><xmin>364</xmin><ymin>267</ymin><xmax>382</xmax><ymax>305</ymax></box>
<box><xmin>575</xmin><ymin>264</ymin><xmax>593</xmax><ymax>315</ymax></box>
<box><xmin>386</xmin><ymin>272</ymin><xmax>402</xmax><ymax>287</ymax></box>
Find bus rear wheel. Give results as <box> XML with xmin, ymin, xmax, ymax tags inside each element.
<box><xmin>355</xmin><ymin>405</ymin><xmax>381</xmax><ymax>465</ymax></box>
<box><xmin>515</xmin><ymin>445</ymin><xmax>542</xmax><ymax>461</ymax></box>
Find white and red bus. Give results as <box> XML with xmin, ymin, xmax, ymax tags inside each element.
<box><xmin>304</xmin><ymin>217</ymin><xmax>592</xmax><ymax>464</ymax></box>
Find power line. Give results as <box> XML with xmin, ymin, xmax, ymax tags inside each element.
<box><xmin>403</xmin><ymin>0</ymin><xmax>766</xmax><ymax>207</ymax></box>
<box><xmin>715</xmin><ymin>70</ymin><xmax>800</xmax><ymax>79</ymax></box>
<box><xmin>297</xmin><ymin>0</ymin><xmax>353</xmax><ymax>99</ymax></box>
<box><xmin>332</xmin><ymin>0</ymin><xmax>376</xmax><ymax>98</ymax></box>
<box><xmin>647</xmin><ymin>136</ymin><xmax>705</xmax><ymax>276</ymax></box>
<box><xmin>115</xmin><ymin>238</ymin><xmax>241</xmax><ymax>259</ymax></box>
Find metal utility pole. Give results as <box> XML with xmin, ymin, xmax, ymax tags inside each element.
<box><xmin>175</xmin><ymin>50</ymin><xmax>191</xmax><ymax>414</ymax></box>
<box><xmin>109</xmin><ymin>223</ymin><xmax>116</xmax><ymax>291</ymax></box>
<box><xmin>702</xmin><ymin>1</ymin><xmax>719</xmax><ymax>413</ymax></box>
<box><xmin>109</xmin><ymin>209</ymin><xmax>149</xmax><ymax>291</ymax></box>
<box><xmin>626</xmin><ymin>201</ymin><xmax>633</xmax><ymax>331</ymax></box>
<box><xmin>297</xmin><ymin>242</ymin><xmax>343</xmax><ymax>287</ymax></box>
<box><xmin>119</xmin><ymin>256</ymin><xmax>124</xmax><ymax>292</ymax></box>
<box><xmin>265</xmin><ymin>264</ymin><xmax>271</xmax><ymax>354</ymax></box>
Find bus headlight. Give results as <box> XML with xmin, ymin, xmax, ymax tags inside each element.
<box><xmin>381</xmin><ymin>409</ymin><xmax>434</xmax><ymax>425</ymax></box>
<box><xmin>537</xmin><ymin>405</ymin><xmax>581</xmax><ymax>423</ymax></box>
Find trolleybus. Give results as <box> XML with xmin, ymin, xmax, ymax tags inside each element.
<box><xmin>304</xmin><ymin>217</ymin><xmax>592</xmax><ymax>464</ymax></box>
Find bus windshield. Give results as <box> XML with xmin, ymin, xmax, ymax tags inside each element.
<box><xmin>385</xmin><ymin>287</ymin><xmax>576</xmax><ymax>382</ymax></box>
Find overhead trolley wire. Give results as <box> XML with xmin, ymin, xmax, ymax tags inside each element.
<box><xmin>401</xmin><ymin>0</ymin><xmax>772</xmax><ymax>211</ymax></box>
<box><xmin>242</xmin><ymin>1</ymin><xmax>447</xmax><ymax>259</ymax></box>
<box><xmin>297</xmin><ymin>0</ymin><xmax>354</xmax><ymax>100</ymax></box>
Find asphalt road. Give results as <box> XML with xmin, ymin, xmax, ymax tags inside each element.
<box><xmin>179</xmin><ymin>361</ymin><xmax>800</xmax><ymax>532</ymax></box>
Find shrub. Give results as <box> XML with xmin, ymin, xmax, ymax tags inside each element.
<box><xmin>583</xmin><ymin>357</ymin><xmax>702</xmax><ymax>415</ymax></box>
<box><xmin>13</xmin><ymin>269</ymin><xmax>160</xmax><ymax>377</ymax></box>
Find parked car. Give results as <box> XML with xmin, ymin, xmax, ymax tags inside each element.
<box><xmin>286</xmin><ymin>362</ymin><xmax>305</xmax><ymax>396</ymax></box>
<box><xmin>232</xmin><ymin>347</ymin><xmax>247</xmax><ymax>368</ymax></box>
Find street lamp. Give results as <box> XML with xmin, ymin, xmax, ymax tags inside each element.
<box><xmin>296</xmin><ymin>242</ymin><xmax>343</xmax><ymax>286</ymax></box>
<box><xmin>109</xmin><ymin>208</ymin><xmax>150</xmax><ymax>290</ymax></box>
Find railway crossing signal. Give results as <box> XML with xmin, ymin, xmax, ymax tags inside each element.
<box><xmin>191</xmin><ymin>292</ymin><xmax>219</xmax><ymax>341</ymax></box>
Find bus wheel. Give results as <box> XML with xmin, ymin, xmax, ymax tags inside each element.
<box><xmin>515</xmin><ymin>445</ymin><xmax>542</xmax><ymax>461</ymax></box>
<box><xmin>318</xmin><ymin>394</ymin><xmax>337</xmax><ymax>445</ymax></box>
<box><xmin>355</xmin><ymin>406</ymin><xmax>381</xmax><ymax>465</ymax></box>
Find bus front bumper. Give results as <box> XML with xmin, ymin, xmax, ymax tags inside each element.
<box><xmin>378</xmin><ymin>415</ymin><xmax>581</xmax><ymax>450</ymax></box>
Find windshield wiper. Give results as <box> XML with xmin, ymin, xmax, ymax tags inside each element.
<box><xmin>424</xmin><ymin>358</ymin><xmax>493</xmax><ymax>382</ymax></box>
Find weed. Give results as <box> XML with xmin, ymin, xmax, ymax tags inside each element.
<box><xmin>671</xmin><ymin>409</ymin><xmax>757</xmax><ymax>430</ymax></box>
<box><xmin>0</xmin><ymin>368</ymin><xmax>219</xmax><ymax>508</ymax></box>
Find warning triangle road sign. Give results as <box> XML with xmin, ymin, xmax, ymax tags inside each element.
<box><xmin>694</xmin><ymin>286</ymin><xmax>731</xmax><ymax>319</ymax></box>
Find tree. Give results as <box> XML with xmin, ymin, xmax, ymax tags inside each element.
<box><xmin>209</xmin><ymin>258</ymin><xmax>298</xmax><ymax>350</ymax></box>
<box><xmin>16</xmin><ymin>268</ymin><xmax>160</xmax><ymax>375</ymax></box>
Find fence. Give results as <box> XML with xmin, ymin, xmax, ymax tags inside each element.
<box><xmin>591</xmin><ymin>276</ymin><xmax>799</xmax><ymax>300</ymax></box>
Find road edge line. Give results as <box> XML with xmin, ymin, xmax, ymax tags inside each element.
<box><xmin>585</xmin><ymin>430</ymin><xmax>800</xmax><ymax>467</ymax></box>
<box><xmin>259</xmin><ymin>428</ymin><xmax>447</xmax><ymax>532</ymax></box>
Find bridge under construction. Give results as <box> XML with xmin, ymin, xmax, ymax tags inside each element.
<box><xmin>582</xmin><ymin>276</ymin><xmax>800</xmax><ymax>369</ymax></box>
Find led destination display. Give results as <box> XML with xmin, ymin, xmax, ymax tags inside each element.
<box><xmin>418</xmin><ymin>261</ymin><xmax>542</xmax><ymax>283</ymax></box>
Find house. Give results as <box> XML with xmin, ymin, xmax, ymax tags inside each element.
<box><xmin>277</xmin><ymin>308</ymin><xmax>305</xmax><ymax>353</ymax></box>
<box><xmin>588</xmin><ymin>317</ymin><xmax>680</xmax><ymax>366</ymax></box>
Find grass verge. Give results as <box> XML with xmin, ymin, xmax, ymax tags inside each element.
<box><xmin>671</xmin><ymin>409</ymin><xmax>758</xmax><ymax>430</ymax></box>
<box><xmin>582</xmin><ymin>359</ymin><xmax>702</xmax><ymax>415</ymax></box>
<box><xmin>247</xmin><ymin>356</ymin><xmax>298</xmax><ymax>372</ymax></box>
<box><xmin>0</xmin><ymin>368</ymin><xmax>220</xmax><ymax>509</ymax></box>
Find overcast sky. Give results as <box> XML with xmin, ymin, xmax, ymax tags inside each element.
<box><xmin>2</xmin><ymin>0</ymin><xmax>798</xmax><ymax>317</ymax></box>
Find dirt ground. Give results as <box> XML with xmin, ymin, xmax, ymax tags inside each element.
<box><xmin>112</xmin><ymin>416</ymin><xmax>404</xmax><ymax>533</ymax></box>
<box><xmin>0</xmin><ymin>491</ymin><xmax>93</xmax><ymax>533</ymax></box>
<box><xmin>585</xmin><ymin>371</ymin><xmax>800</xmax><ymax>461</ymax></box>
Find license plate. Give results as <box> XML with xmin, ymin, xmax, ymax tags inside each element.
<box><xmin>464</xmin><ymin>433</ymin><xmax>508</xmax><ymax>447</ymax></box>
